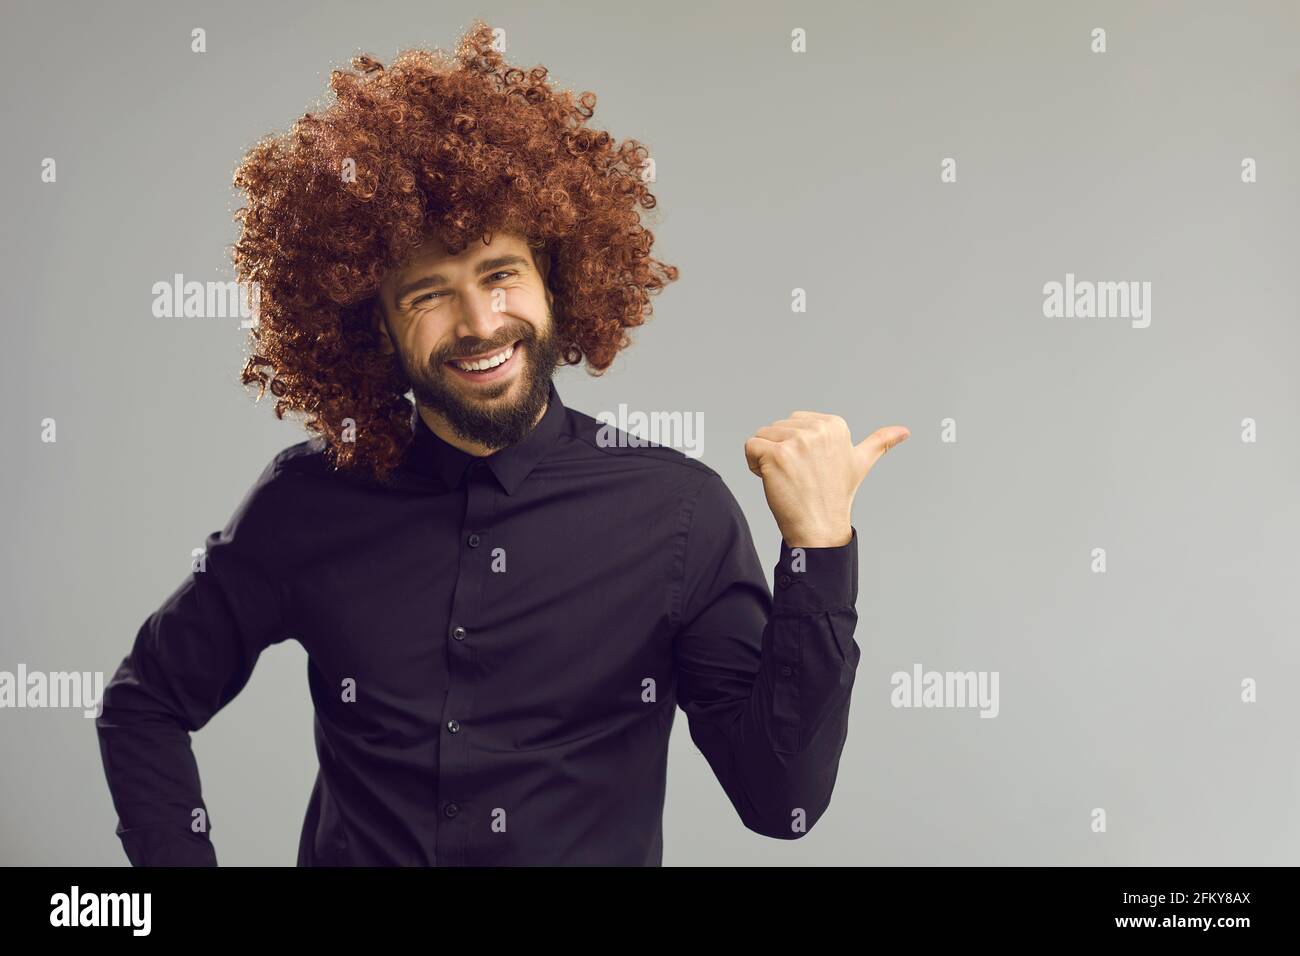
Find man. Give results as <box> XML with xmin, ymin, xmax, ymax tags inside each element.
<box><xmin>96</xmin><ymin>20</ymin><xmax>908</xmax><ymax>866</ymax></box>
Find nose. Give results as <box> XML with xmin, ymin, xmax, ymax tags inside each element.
<box><xmin>452</xmin><ymin>289</ymin><xmax>511</xmax><ymax>348</ymax></box>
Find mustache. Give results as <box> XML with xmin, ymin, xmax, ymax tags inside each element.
<box><xmin>437</xmin><ymin>326</ymin><xmax>534</xmax><ymax>364</ymax></box>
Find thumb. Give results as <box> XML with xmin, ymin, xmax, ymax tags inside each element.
<box><xmin>854</xmin><ymin>425</ymin><xmax>910</xmax><ymax>478</ymax></box>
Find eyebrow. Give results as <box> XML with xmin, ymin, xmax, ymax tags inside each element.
<box><xmin>394</xmin><ymin>254</ymin><xmax>531</xmax><ymax>304</ymax></box>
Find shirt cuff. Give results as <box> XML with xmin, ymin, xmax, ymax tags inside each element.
<box><xmin>117</xmin><ymin>822</ymin><xmax>218</xmax><ymax>867</ymax></box>
<box><xmin>772</xmin><ymin>527</ymin><xmax>858</xmax><ymax>613</ymax></box>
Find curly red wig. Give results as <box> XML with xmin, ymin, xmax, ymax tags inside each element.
<box><xmin>231</xmin><ymin>18</ymin><xmax>678</xmax><ymax>482</ymax></box>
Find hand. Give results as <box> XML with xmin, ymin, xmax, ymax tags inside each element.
<box><xmin>744</xmin><ymin>411</ymin><xmax>909</xmax><ymax>548</ymax></box>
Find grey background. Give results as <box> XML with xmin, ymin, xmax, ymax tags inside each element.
<box><xmin>1</xmin><ymin>0</ymin><xmax>1296</xmax><ymax>865</ymax></box>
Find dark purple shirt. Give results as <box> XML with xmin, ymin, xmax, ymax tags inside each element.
<box><xmin>96</xmin><ymin>380</ymin><xmax>861</xmax><ymax>865</ymax></box>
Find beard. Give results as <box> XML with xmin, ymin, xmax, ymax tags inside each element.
<box><xmin>398</xmin><ymin>315</ymin><xmax>561</xmax><ymax>451</ymax></box>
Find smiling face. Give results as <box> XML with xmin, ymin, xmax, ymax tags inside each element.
<box><xmin>375</xmin><ymin>230</ymin><xmax>562</xmax><ymax>453</ymax></box>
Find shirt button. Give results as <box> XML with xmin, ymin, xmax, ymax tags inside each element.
<box><xmin>467</xmin><ymin>533</ymin><xmax>480</xmax><ymax>548</ymax></box>
<box><xmin>780</xmin><ymin>665</ymin><xmax>794</xmax><ymax>677</ymax></box>
<box><xmin>778</xmin><ymin>573</ymin><xmax>793</xmax><ymax>589</ymax></box>
<box><xmin>451</xmin><ymin>625</ymin><xmax>467</xmax><ymax>641</ymax></box>
<box><xmin>447</xmin><ymin>719</ymin><xmax>460</xmax><ymax>733</ymax></box>
<box><xmin>443</xmin><ymin>802</ymin><xmax>460</xmax><ymax>818</ymax></box>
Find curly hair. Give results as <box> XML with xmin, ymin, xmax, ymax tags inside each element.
<box><xmin>231</xmin><ymin>18</ymin><xmax>678</xmax><ymax>482</ymax></box>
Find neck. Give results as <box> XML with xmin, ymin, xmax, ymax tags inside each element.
<box><xmin>418</xmin><ymin>398</ymin><xmax>549</xmax><ymax>457</ymax></box>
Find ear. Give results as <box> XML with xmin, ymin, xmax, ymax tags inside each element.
<box><xmin>371</xmin><ymin>297</ymin><xmax>395</xmax><ymax>354</ymax></box>
<box><xmin>532</xmin><ymin>247</ymin><xmax>555</xmax><ymax>311</ymax></box>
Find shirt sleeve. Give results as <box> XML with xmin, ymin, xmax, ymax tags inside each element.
<box><xmin>95</xmin><ymin>455</ymin><xmax>294</xmax><ymax>866</ymax></box>
<box><xmin>673</xmin><ymin>470</ymin><xmax>860</xmax><ymax>840</ymax></box>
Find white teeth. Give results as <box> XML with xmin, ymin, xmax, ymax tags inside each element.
<box><xmin>454</xmin><ymin>343</ymin><xmax>514</xmax><ymax>372</ymax></box>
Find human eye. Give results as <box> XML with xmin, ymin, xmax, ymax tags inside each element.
<box><xmin>408</xmin><ymin>291</ymin><xmax>445</xmax><ymax>307</ymax></box>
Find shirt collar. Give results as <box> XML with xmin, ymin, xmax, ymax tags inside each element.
<box><xmin>404</xmin><ymin>379</ymin><xmax>566</xmax><ymax>495</ymax></box>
